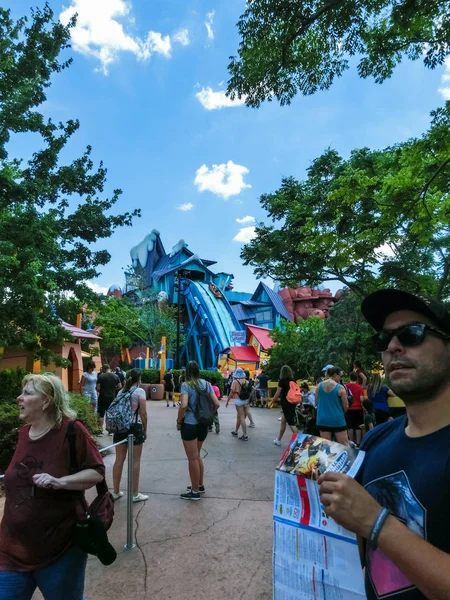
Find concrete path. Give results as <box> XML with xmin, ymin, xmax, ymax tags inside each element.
<box><xmin>31</xmin><ymin>401</ymin><xmax>286</xmax><ymax>600</ymax></box>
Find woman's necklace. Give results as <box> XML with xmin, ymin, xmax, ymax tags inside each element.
<box><xmin>29</xmin><ymin>422</ymin><xmax>54</xmax><ymax>440</ymax></box>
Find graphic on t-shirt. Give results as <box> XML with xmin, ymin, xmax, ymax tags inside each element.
<box><xmin>365</xmin><ymin>471</ymin><xmax>426</xmax><ymax>598</ymax></box>
<box><xmin>14</xmin><ymin>455</ymin><xmax>44</xmax><ymax>480</ymax></box>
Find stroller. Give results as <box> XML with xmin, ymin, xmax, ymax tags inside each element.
<box><xmin>295</xmin><ymin>403</ymin><xmax>319</xmax><ymax>435</ymax></box>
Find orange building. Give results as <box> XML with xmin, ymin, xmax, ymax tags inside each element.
<box><xmin>0</xmin><ymin>321</ymin><xmax>101</xmax><ymax>393</ymax></box>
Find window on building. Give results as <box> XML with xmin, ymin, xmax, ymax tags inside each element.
<box><xmin>255</xmin><ymin>310</ymin><xmax>272</xmax><ymax>323</ymax></box>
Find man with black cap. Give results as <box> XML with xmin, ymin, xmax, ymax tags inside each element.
<box><xmin>318</xmin><ymin>288</ymin><xmax>450</xmax><ymax>600</ymax></box>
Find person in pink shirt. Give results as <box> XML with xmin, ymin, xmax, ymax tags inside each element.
<box><xmin>209</xmin><ymin>377</ymin><xmax>221</xmax><ymax>434</ymax></box>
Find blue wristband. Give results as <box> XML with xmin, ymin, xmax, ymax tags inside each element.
<box><xmin>368</xmin><ymin>507</ymin><xmax>390</xmax><ymax>551</ymax></box>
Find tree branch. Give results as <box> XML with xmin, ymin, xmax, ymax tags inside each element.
<box><xmin>281</xmin><ymin>0</ymin><xmax>346</xmax><ymax>66</ymax></box>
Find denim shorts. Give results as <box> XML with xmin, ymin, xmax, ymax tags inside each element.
<box><xmin>0</xmin><ymin>545</ymin><xmax>87</xmax><ymax>600</ymax></box>
<box><xmin>234</xmin><ymin>399</ymin><xmax>249</xmax><ymax>407</ymax></box>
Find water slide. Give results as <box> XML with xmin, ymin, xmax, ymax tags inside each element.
<box><xmin>182</xmin><ymin>280</ymin><xmax>242</xmax><ymax>367</ymax></box>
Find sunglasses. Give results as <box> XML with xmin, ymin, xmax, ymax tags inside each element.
<box><xmin>373</xmin><ymin>322</ymin><xmax>450</xmax><ymax>352</ymax></box>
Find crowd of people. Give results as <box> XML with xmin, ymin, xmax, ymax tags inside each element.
<box><xmin>1</xmin><ymin>286</ymin><xmax>450</xmax><ymax>599</ymax></box>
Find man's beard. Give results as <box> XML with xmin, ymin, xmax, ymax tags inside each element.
<box><xmin>386</xmin><ymin>360</ymin><xmax>450</xmax><ymax>405</ymax></box>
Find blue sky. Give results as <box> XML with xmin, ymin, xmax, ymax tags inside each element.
<box><xmin>6</xmin><ymin>0</ymin><xmax>450</xmax><ymax>294</ymax></box>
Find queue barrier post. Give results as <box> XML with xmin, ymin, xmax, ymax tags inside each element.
<box><xmin>125</xmin><ymin>434</ymin><xmax>136</xmax><ymax>550</ymax></box>
<box><xmin>99</xmin><ymin>435</ymin><xmax>136</xmax><ymax>551</ymax></box>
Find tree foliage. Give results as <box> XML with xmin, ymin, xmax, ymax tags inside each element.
<box><xmin>325</xmin><ymin>290</ymin><xmax>379</xmax><ymax>371</ymax></box>
<box><xmin>227</xmin><ymin>0</ymin><xmax>450</xmax><ymax>107</ymax></box>
<box><xmin>242</xmin><ymin>103</ymin><xmax>450</xmax><ymax>299</ymax></box>
<box><xmin>93</xmin><ymin>297</ymin><xmax>147</xmax><ymax>354</ymax></box>
<box><xmin>0</xmin><ymin>5</ymin><xmax>140</xmax><ymax>361</ymax></box>
<box><xmin>267</xmin><ymin>318</ymin><xmax>328</xmax><ymax>380</ymax></box>
<box><xmin>267</xmin><ymin>293</ymin><xmax>379</xmax><ymax>380</ymax></box>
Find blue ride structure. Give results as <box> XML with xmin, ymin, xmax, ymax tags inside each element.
<box><xmin>125</xmin><ymin>230</ymin><xmax>243</xmax><ymax>370</ymax></box>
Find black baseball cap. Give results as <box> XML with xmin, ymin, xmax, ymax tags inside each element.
<box><xmin>361</xmin><ymin>289</ymin><xmax>450</xmax><ymax>333</ymax></box>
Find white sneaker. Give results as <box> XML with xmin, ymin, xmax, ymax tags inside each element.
<box><xmin>249</xmin><ymin>423</ymin><xmax>255</xmax><ymax>428</ymax></box>
<box><xmin>112</xmin><ymin>491</ymin><xmax>123</xmax><ymax>501</ymax></box>
<box><xmin>133</xmin><ymin>492</ymin><xmax>149</xmax><ymax>503</ymax></box>
<box><xmin>273</xmin><ymin>439</ymin><xmax>281</xmax><ymax>446</ymax></box>
<box><xmin>278</xmin><ymin>417</ymin><xmax>282</xmax><ymax>421</ymax></box>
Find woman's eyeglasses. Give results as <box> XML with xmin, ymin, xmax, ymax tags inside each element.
<box><xmin>372</xmin><ymin>323</ymin><xmax>450</xmax><ymax>352</ymax></box>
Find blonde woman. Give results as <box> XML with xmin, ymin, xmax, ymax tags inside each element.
<box><xmin>367</xmin><ymin>373</ymin><xmax>395</xmax><ymax>425</ymax></box>
<box><xmin>0</xmin><ymin>374</ymin><xmax>105</xmax><ymax>600</ymax></box>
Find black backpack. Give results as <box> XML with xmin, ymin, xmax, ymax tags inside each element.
<box><xmin>194</xmin><ymin>383</ymin><xmax>216</xmax><ymax>425</ymax></box>
<box><xmin>238</xmin><ymin>380</ymin><xmax>251</xmax><ymax>401</ymax></box>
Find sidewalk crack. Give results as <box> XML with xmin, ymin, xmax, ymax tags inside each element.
<box><xmin>134</xmin><ymin>502</ymin><xmax>148</xmax><ymax>600</ymax></box>
<box><xmin>140</xmin><ymin>499</ymin><xmax>243</xmax><ymax>547</ymax></box>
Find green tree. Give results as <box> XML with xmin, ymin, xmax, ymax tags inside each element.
<box><xmin>138</xmin><ymin>302</ymin><xmax>181</xmax><ymax>355</ymax></box>
<box><xmin>268</xmin><ymin>318</ymin><xmax>328</xmax><ymax>380</ymax></box>
<box><xmin>0</xmin><ymin>5</ymin><xmax>140</xmax><ymax>363</ymax></box>
<box><xmin>227</xmin><ymin>0</ymin><xmax>450</xmax><ymax>107</ymax></box>
<box><xmin>93</xmin><ymin>297</ymin><xmax>147</xmax><ymax>355</ymax></box>
<box><xmin>325</xmin><ymin>290</ymin><xmax>379</xmax><ymax>372</ymax></box>
<box><xmin>242</xmin><ymin>103</ymin><xmax>450</xmax><ymax>299</ymax></box>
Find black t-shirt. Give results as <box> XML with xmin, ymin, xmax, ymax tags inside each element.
<box><xmin>278</xmin><ymin>378</ymin><xmax>293</xmax><ymax>403</ymax></box>
<box><xmin>164</xmin><ymin>373</ymin><xmax>174</xmax><ymax>389</ymax></box>
<box><xmin>358</xmin><ymin>416</ymin><xmax>450</xmax><ymax>599</ymax></box>
<box><xmin>97</xmin><ymin>372</ymin><xmax>120</xmax><ymax>400</ymax></box>
<box><xmin>257</xmin><ymin>373</ymin><xmax>269</xmax><ymax>390</ymax></box>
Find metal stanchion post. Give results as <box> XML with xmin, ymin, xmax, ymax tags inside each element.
<box><xmin>125</xmin><ymin>434</ymin><xmax>136</xmax><ymax>550</ymax></box>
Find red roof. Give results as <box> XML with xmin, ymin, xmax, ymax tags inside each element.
<box><xmin>61</xmin><ymin>321</ymin><xmax>101</xmax><ymax>340</ymax></box>
<box><xmin>245</xmin><ymin>324</ymin><xmax>274</xmax><ymax>351</ymax></box>
<box><xmin>228</xmin><ymin>346</ymin><xmax>260</xmax><ymax>362</ymax></box>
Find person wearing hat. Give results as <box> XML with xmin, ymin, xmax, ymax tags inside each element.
<box><xmin>318</xmin><ymin>289</ymin><xmax>450</xmax><ymax>599</ymax></box>
<box><xmin>226</xmin><ymin>368</ymin><xmax>250</xmax><ymax>441</ymax></box>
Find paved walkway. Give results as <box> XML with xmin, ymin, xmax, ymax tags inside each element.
<box><xmin>30</xmin><ymin>401</ymin><xmax>286</xmax><ymax>600</ymax></box>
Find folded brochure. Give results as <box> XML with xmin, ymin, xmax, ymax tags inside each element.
<box><xmin>273</xmin><ymin>433</ymin><xmax>366</xmax><ymax>599</ymax></box>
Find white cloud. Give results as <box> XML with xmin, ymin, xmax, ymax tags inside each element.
<box><xmin>173</xmin><ymin>28</ymin><xmax>190</xmax><ymax>46</ymax></box>
<box><xmin>177</xmin><ymin>202</ymin><xmax>194</xmax><ymax>211</ymax></box>
<box><xmin>205</xmin><ymin>11</ymin><xmax>215</xmax><ymax>40</ymax></box>
<box><xmin>233</xmin><ymin>226</ymin><xmax>256</xmax><ymax>243</ymax></box>
<box><xmin>85</xmin><ymin>280</ymin><xmax>109</xmax><ymax>295</ymax></box>
<box><xmin>196</xmin><ymin>86</ymin><xmax>246</xmax><ymax>110</ymax></box>
<box><xmin>236</xmin><ymin>215</ymin><xmax>255</xmax><ymax>224</ymax></box>
<box><xmin>195</xmin><ymin>160</ymin><xmax>251</xmax><ymax>199</ymax></box>
<box><xmin>376</xmin><ymin>243</ymin><xmax>396</xmax><ymax>258</ymax></box>
<box><xmin>60</xmin><ymin>0</ymin><xmax>182</xmax><ymax>74</ymax></box>
<box><xmin>438</xmin><ymin>57</ymin><xmax>450</xmax><ymax>99</ymax></box>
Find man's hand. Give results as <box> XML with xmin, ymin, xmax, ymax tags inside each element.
<box><xmin>318</xmin><ymin>472</ymin><xmax>381</xmax><ymax>538</ymax></box>
<box><xmin>33</xmin><ymin>473</ymin><xmax>64</xmax><ymax>490</ymax></box>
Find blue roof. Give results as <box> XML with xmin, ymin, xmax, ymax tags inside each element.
<box><xmin>241</xmin><ymin>300</ymin><xmax>268</xmax><ymax>307</ymax></box>
<box><xmin>224</xmin><ymin>290</ymin><xmax>253</xmax><ymax>303</ymax></box>
<box><xmin>252</xmin><ymin>282</ymin><xmax>293</xmax><ymax>321</ymax></box>
<box><xmin>232</xmin><ymin>304</ymin><xmax>256</xmax><ymax>322</ymax></box>
<box><xmin>153</xmin><ymin>256</ymin><xmax>215</xmax><ymax>281</ymax></box>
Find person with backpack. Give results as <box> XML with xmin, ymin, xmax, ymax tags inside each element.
<box><xmin>271</xmin><ymin>365</ymin><xmax>299</xmax><ymax>446</ymax></box>
<box><xmin>0</xmin><ymin>374</ymin><xmax>105</xmax><ymax>600</ymax></box>
<box><xmin>109</xmin><ymin>369</ymin><xmax>148</xmax><ymax>503</ymax></box>
<box><xmin>177</xmin><ymin>361</ymin><xmax>220</xmax><ymax>500</ymax></box>
<box><xmin>226</xmin><ymin>367</ymin><xmax>252</xmax><ymax>441</ymax></box>
<box><xmin>315</xmin><ymin>366</ymin><xmax>350</xmax><ymax>446</ymax></box>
